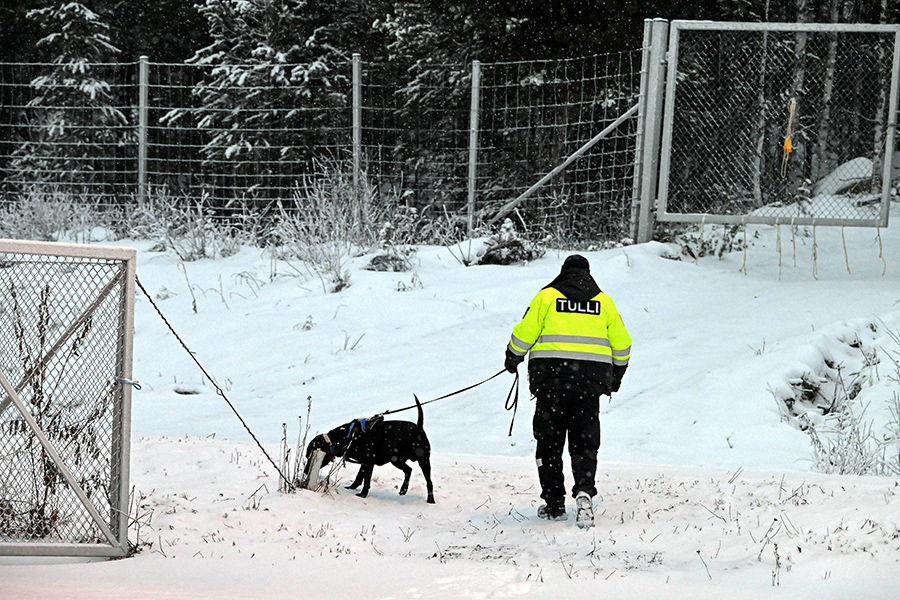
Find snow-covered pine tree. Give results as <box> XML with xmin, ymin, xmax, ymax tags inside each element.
<box><xmin>169</xmin><ymin>0</ymin><xmax>363</xmax><ymax>210</ymax></box>
<box><xmin>10</xmin><ymin>2</ymin><xmax>128</xmax><ymax>201</ymax></box>
<box><xmin>375</xmin><ymin>2</ymin><xmax>521</xmax><ymax>213</ymax></box>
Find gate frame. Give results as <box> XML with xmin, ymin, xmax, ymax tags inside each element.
<box><xmin>647</xmin><ymin>20</ymin><xmax>900</xmax><ymax>232</ymax></box>
<box><xmin>0</xmin><ymin>239</ymin><xmax>136</xmax><ymax>558</ymax></box>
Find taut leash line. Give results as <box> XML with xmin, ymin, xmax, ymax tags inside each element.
<box><xmin>381</xmin><ymin>369</ymin><xmax>507</xmax><ymax>416</ymax></box>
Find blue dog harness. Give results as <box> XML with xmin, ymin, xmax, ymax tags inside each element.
<box><xmin>347</xmin><ymin>415</ymin><xmax>384</xmax><ymax>438</ymax></box>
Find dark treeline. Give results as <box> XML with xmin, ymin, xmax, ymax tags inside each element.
<box><xmin>2</xmin><ymin>0</ymin><xmax>895</xmax><ymax>65</ymax></box>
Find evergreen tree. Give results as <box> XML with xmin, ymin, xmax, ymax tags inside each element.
<box><xmin>165</xmin><ymin>0</ymin><xmax>385</xmax><ymax>208</ymax></box>
<box><xmin>108</xmin><ymin>0</ymin><xmax>210</xmax><ymax>62</ymax></box>
<box><xmin>373</xmin><ymin>2</ymin><xmax>512</xmax><ymax>212</ymax></box>
<box><xmin>9</xmin><ymin>2</ymin><xmax>129</xmax><ymax>200</ymax></box>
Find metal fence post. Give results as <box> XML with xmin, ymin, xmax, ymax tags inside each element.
<box><xmin>631</xmin><ymin>20</ymin><xmax>653</xmax><ymax>242</ymax></box>
<box><xmin>467</xmin><ymin>60</ymin><xmax>481</xmax><ymax>237</ymax></box>
<box><xmin>880</xmin><ymin>27</ymin><xmax>900</xmax><ymax>227</ymax></box>
<box><xmin>112</xmin><ymin>253</ymin><xmax>136</xmax><ymax>552</ymax></box>
<box><xmin>137</xmin><ymin>56</ymin><xmax>149</xmax><ymax>207</ymax></box>
<box><xmin>352</xmin><ymin>53</ymin><xmax>362</xmax><ymax>193</ymax></box>
<box><xmin>636</xmin><ymin>19</ymin><xmax>668</xmax><ymax>244</ymax></box>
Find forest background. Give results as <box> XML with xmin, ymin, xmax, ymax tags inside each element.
<box><xmin>1</xmin><ymin>0</ymin><xmax>896</xmax><ymax>69</ymax></box>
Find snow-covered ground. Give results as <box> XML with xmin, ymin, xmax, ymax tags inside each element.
<box><xmin>3</xmin><ymin>203</ymin><xmax>900</xmax><ymax>599</ymax></box>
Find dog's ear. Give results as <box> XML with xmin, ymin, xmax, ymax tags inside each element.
<box><xmin>323</xmin><ymin>425</ymin><xmax>351</xmax><ymax>456</ymax></box>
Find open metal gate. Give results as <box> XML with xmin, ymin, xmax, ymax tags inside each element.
<box><xmin>0</xmin><ymin>240</ymin><xmax>135</xmax><ymax>557</ymax></box>
<box><xmin>653</xmin><ymin>21</ymin><xmax>900</xmax><ymax>228</ymax></box>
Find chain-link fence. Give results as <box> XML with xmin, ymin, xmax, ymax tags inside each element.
<box><xmin>4</xmin><ymin>22</ymin><xmax>894</xmax><ymax>243</ymax></box>
<box><xmin>0</xmin><ymin>240</ymin><xmax>134</xmax><ymax>556</ymax></box>
<box><xmin>658</xmin><ymin>22</ymin><xmax>900</xmax><ymax>227</ymax></box>
<box><xmin>0</xmin><ymin>50</ymin><xmax>642</xmax><ymax>243</ymax></box>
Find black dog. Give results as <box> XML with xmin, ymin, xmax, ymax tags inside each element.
<box><xmin>305</xmin><ymin>396</ymin><xmax>435</xmax><ymax>503</ymax></box>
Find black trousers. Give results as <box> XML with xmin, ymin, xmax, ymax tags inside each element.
<box><xmin>532</xmin><ymin>388</ymin><xmax>601</xmax><ymax>504</ymax></box>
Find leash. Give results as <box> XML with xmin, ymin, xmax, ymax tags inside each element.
<box><xmin>379</xmin><ymin>368</ymin><xmax>521</xmax><ymax>437</ymax></box>
<box><xmin>380</xmin><ymin>369</ymin><xmax>508</xmax><ymax>416</ymax></box>
<box><xmin>504</xmin><ymin>371</ymin><xmax>520</xmax><ymax>436</ymax></box>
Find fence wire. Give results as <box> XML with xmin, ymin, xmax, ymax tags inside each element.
<box><xmin>1</xmin><ymin>51</ymin><xmax>642</xmax><ymax>243</ymax></box>
<box><xmin>478</xmin><ymin>52</ymin><xmax>642</xmax><ymax>241</ymax></box>
<box><xmin>660</xmin><ymin>24</ymin><xmax>899</xmax><ymax>225</ymax></box>
<box><xmin>147</xmin><ymin>62</ymin><xmax>351</xmax><ymax>214</ymax></box>
<box><xmin>0</xmin><ymin>62</ymin><xmax>137</xmax><ymax>207</ymax></box>
<box><xmin>0</xmin><ymin>251</ymin><xmax>128</xmax><ymax>547</ymax></box>
<box><xmin>360</xmin><ymin>60</ymin><xmax>471</xmax><ymax>217</ymax></box>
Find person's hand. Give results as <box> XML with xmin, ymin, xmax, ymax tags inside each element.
<box><xmin>611</xmin><ymin>377</ymin><xmax>622</xmax><ymax>392</ymax></box>
<box><xmin>504</xmin><ymin>348</ymin><xmax>523</xmax><ymax>373</ymax></box>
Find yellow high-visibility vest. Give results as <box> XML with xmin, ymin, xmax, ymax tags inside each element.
<box><xmin>508</xmin><ymin>287</ymin><xmax>631</xmax><ymax>366</ymax></box>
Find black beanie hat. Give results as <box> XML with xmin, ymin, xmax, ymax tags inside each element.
<box><xmin>561</xmin><ymin>254</ymin><xmax>590</xmax><ymax>273</ymax></box>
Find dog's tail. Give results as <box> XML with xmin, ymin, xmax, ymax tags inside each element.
<box><xmin>414</xmin><ymin>394</ymin><xmax>424</xmax><ymax>429</ymax></box>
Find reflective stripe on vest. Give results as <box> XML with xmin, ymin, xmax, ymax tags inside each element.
<box><xmin>508</xmin><ymin>334</ymin><xmax>533</xmax><ymax>356</ymax></box>
<box><xmin>531</xmin><ymin>333</ymin><xmax>612</xmax><ymax>363</ymax></box>
<box><xmin>612</xmin><ymin>345</ymin><xmax>631</xmax><ymax>366</ymax></box>
<box><xmin>529</xmin><ymin>349</ymin><xmax>614</xmax><ymax>363</ymax></box>
<box><xmin>536</xmin><ymin>334</ymin><xmax>609</xmax><ymax>347</ymax></box>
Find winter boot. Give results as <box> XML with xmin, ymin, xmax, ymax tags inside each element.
<box><xmin>537</xmin><ymin>501</ymin><xmax>568</xmax><ymax>521</ymax></box>
<box><xmin>575</xmin><ymin>491</ymin><xmax>594</xmax><ymax>529</ymax></box>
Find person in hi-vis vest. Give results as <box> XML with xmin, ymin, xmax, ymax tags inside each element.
<box><xmin>505</xmin><ymin>255</ymin><xmax>631</xmax><ymax>528</ymax></box>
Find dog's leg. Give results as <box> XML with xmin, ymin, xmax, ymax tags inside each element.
<box><xmin>392</xmin><ymin>461</ymin><xmax>413</xmax><ymax>495</ymax></box>
<box><xmin>419</xmin><ymin>456</ymin><xmax>435</xmax><ymax>504</ymax></box>
<box><xmin>346</xmin><ymin>465</ymin><xmax>365</xmax><ymax>490</ymax></box>
<box><xmin>357</xmin><ymin>463</ymin><xmax>374</xmax><ymax>498</ymax></box>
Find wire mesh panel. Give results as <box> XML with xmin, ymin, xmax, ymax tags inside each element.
<box><xmin>477</xmin><ymin>52</ymin><xmax>642</xmax><ymax>242</ymax></box>
<box><xmin>1</xmin><ymin>51</ymin><xmax>644</xmax><ymax>243</ymax></box>
<box><xmin>147</xmin><ymin>62</ymin><xmax>352</xmax><ymax>218</ymax></box>
<box><xmin>360</xmin><ymin>60</ymin><xmax>472</xmax><ymax>219</ymax></box>
<box><xmin>0</xmin><ymin>240</ymin><xmax>134</xmax><ymax>556</ymax></box>
<box><xmin>0</xmin><ymin>62</ymin><xmax>137</xmax><ymax>212</ymax></box>
<box><xmin>658</xmin><ymin>22</ymin><xmax>900</xmax><ymax>227</ymax></box>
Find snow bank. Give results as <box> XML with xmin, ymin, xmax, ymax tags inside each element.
<box><xmin>3</xmin><ymin>204</ymin><xmax>900</xmax><ymax>599</ymax></box>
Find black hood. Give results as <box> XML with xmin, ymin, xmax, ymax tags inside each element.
<box><xmin>543</xmin><ymin>255</ymin><xmax>601</xmax><ymax>302</ymax></box>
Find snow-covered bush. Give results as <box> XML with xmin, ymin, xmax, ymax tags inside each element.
<box><xmin>472</xmin><ymin>218</ymin><xmax>545</xmax><ymax>266</ymax></box>
<box><xmin>269</xmin><ymin>161</ymin><xmax>378</xmax><ymax>292</ymax></box>
<box><xmin>772</xmin><ymin>319</ymin><xmax>900</xmax><ymax>476</ymax></box>
<box><xmin>364</xmin><ymin>208</ymin><xmax>419</xmax><ymax>273</ymax></box>
<box><xmin>124</xmin><ymin>187</ymin><xmax>242</xmax><ymax>261</ymax></box>
<box><xmin>0</xmin><ymin>191</ymin><xmax>97</xmax><ymax>242</ymax></box>
<box><xmin>657</xmin><ymin>223</ymin><xmax>748</xmax><ymax>261</ymax></box>
<box><xmin>268</xmin><ymin>159</ymin><xmax>430</xmax><ymax>290</ymax></box>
